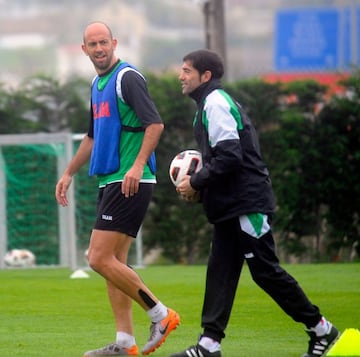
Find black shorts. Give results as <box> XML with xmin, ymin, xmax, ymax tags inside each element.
<box><xmin>94</xmin><ymin>182</ymin><xmax>154</xmax><ymax>238</ymax></box>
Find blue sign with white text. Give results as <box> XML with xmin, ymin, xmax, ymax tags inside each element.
<box><xmin>274</xmin><ymin>7</ymin><xmax>358</xmax><ymax>71</ymax></box>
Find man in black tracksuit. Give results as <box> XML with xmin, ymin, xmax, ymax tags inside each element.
<box><xmin>170</xmin><ymin>49</ymin><xmax>339</xmax><ymax>357</ymax></box>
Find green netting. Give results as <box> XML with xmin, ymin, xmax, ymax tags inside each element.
<box><xmin>2</xmin><ymin>144</ymin><xmax>59</xmax><ymax>264</ymax></box>
<box><xmin>1</xmin><ymin>142</ymin><xmax>97</xmax><ymax>265</ymax></box>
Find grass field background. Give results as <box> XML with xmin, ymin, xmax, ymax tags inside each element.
<box><xmin>0</xmin><ymin>263</ymin><xmax>359</xmax><ymax>357</ymax></box>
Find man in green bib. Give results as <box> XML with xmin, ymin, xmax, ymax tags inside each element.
<box><xmin>55</xmin><ymin>22</ymin><xmax>179</xmax><ymax>356</ymax></box>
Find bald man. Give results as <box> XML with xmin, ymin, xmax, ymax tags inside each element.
<box><xmin>55</xmin><ymin>22</ymin><xmax>179</xmax><ymax>356</ymax></box>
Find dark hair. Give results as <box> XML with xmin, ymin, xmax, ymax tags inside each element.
<box><xmin>183</xmin><ymin>49</ymin><xmax>224</xmax><ymax>79</ymax></box>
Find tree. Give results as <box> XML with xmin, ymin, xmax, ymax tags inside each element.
<box><xmin>0</xmin><ymin>83</ymin><xmax>38</xmax><ymax>134</ymax></box>
<box><xmin>2</xmin><ymin>71</ymin><xmax>359</xmax><ymax>263</ymax></box>
<box><xmin>276</xmin><ymin>116</ymin><xmax>325</xmax><ymax>257</ymax></box>
<box><xmin>315</xmin><ymin>83</ymin><xmax>360</xmax><ymax>259</ymax></box>
<box><xmin>281</xmin><ymin>79</ymin><xmax>327</xmax><ymax>116</ymax></box>
<box><xmin>0</xmin><ymin>75</ymin><xmax>89</xmax><ymax>134</ymax></box>
<box><xmin>18</xmin><ymin>74</ymin><xmax>89</xmax><ymax>133</ymax></box>
<box><xmin>224</xmin><ymin>79</ymin><xmax>281</xmax><ymax>132</ymax></box>
<box><xmin>262</xmin><ymin>80</ymin><xmax>329</xmax><ymax>260</ymax></box>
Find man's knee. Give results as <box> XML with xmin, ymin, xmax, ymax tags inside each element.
<box><xmin>87</xmin><ymin>249</ymin><xmax>108</xmax><ymax>273</ymax></box>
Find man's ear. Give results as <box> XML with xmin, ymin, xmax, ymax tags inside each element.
<box><xmin>81</xmin><ymin>44</ymin><xmax>88</xmax><ymax>56</ymax></box>
<box><xmin>112</xmin><ymin>37</ymin><xmax>118</xmax><ymax>49</ymax></box>
<box><xmin>201</xmin><ymin>70</ymin><xmax>212</xmax><ymax>83</ymax></box>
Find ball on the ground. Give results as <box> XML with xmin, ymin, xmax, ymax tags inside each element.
<box><xmin>3</xmin><ymin>249</ymin><xmax>36</xmax><ymax>268</ymax></box>
<box><xmin>169</xmin><ymin>150</ymin><xmax>202</xmax><ymax>187</ymax></box>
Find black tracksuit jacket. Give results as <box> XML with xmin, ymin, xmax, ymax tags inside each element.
<box><xmin>189</xmin><ymin>79</ymin><xmax>275</xmax><ymax>224</ymax></box>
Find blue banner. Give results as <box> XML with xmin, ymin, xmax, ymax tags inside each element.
<box><xmin>274</xmin><ymin>7</ymin><xmax>358</xmax><ymax>71</ymax></box>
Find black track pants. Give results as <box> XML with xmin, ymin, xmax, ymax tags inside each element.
<box><xmin>201</xmin><ymin>216</ymin><xmax>321</xmax><ymax>342</ymax></box>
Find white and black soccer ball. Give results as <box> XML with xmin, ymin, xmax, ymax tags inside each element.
<box><xmin>169</xmin><ymin>150</ymin><xmax>203</xmax><ymax>187</ymax></box>
<box><xmin>3</xmin><ymin>249</ymin><xmax>36</xmax><ymax>268</ymax></box>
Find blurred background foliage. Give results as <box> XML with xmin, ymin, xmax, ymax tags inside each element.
<box><xmin>0</xmin><ymin>69</ymin><xmax>359</xmax><ymax>264</ymax></box>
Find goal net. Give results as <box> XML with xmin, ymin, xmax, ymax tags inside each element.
<box><xmin>0</xmin><ymin>133</ymin><xmax>143</xmax><ymax>270</ymax></box>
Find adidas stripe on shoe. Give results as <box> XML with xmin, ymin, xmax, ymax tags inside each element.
<box><xmin>169</xmin><ymin>344</ymin><xmax>221</xmax><ymax>357</ymax></box>
<box><xmin>302</xmin><ymin>324</ymin><xmax>340</xmax><ymax>357</ymax></box>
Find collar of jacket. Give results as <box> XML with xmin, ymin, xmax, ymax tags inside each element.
<box><xmin>189</xmin><ymin>79</ymin><xmax>222</xmax><ymax>104</ymax></box>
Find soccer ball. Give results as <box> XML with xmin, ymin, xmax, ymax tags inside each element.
<box><xmin>3</xmin><ymin>249</ymin><xmax>36</xmax><ymax>268</ymax></box>
<box><xmin>169</xmin><ymin>150</ymin><xmax>203</xmax><ymax>187</ymax></box>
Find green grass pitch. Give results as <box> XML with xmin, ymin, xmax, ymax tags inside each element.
<box><xmin>0</xmin><ymin>263</ymin><xmax>359</xmax><ymax>356</ymax></box>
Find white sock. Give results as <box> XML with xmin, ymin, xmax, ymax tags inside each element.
<box><xmin>116</xmin><ymin>331</ymin><xmax>136</xmax><ymax>348</ymax></box>
<box><xmin>199</xmin><ymin>336</ymin><xmax>221</xmax><ymax>352</ymax></box>
<box><xmin>147</xmin><ymin>301</ymin><xmax>167</xmax><ymax>322</ymax></box>
<box><xmin>311</xmin><ymin>317</ymin><xmax>331</xmax><ymax>336</ymax></box>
